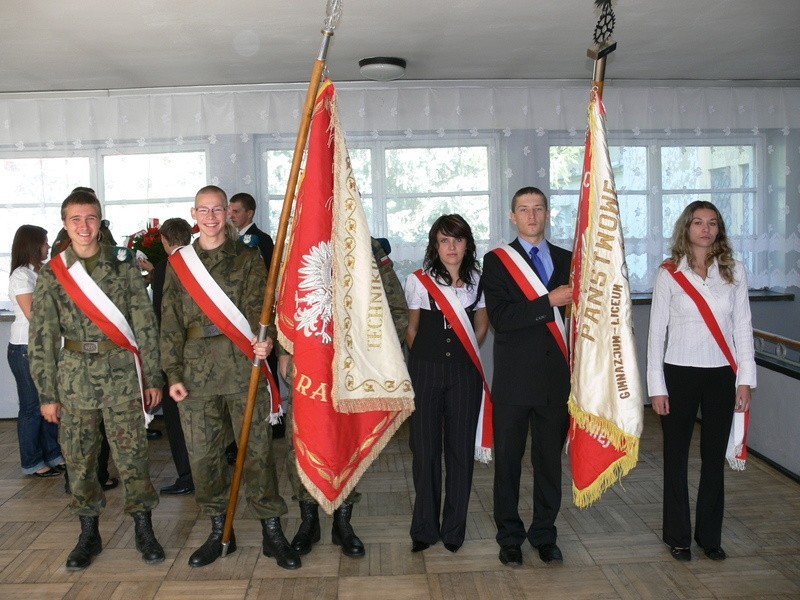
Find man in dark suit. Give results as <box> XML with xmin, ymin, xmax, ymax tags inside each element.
<box><xmin>151</xmin><ymin>218</ymin><xmax>195</xmax><ymax>495</ymax></box>
<box><xmin>228</xmin><ymin>192</ymin><xmax>274</xmax><ymax>270</ymax></box>
<box><xmin>482</xmin><ymin>186</ymin><xmax>573</xmax><ymax>567</ymax></box>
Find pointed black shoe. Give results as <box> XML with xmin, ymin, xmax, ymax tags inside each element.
<box><xmin>290</xmin><ymin>501</ymin><xmax>321</xmax><ymax>555</ymax></box>
<box><xmin>189</xmin><ymin>515</ymin><xmax>236</xmax><ymax>567</ymax></box>
<box><xmin>499</xmin><ymin>544</ymin><xmax>523</xmax><ymax>566</ymax></box>
<box><xmin>261</xmin><ymin>517</ymin><xmax>301</xmax><ymax>569</ymax></box>
<box><xmin>66</xmin><ymin>515</ymin><xmax>102</xmax><ymax>571</ymax></box>
<box><xmin>332</xmin><ymin>501</ymin><xmax>365</xmax><ymax>558</ymax></box>
<box><xmin>132</xmin><ymin>511</ymin><xmax>165</xmax><ymax>564</ymax></box>
<box><xmin>535</xmin><ymin>542</ymin><xmax>563</xmax><ymax>563</ymax></box>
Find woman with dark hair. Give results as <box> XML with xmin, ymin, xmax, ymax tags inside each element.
<box><xmin>7</xmin><ymin>225</ymin><xmax>65</xmax><ymax>477</ymax></box>
<box><xmin>648</xmin><ymin>200</ymin><xmax>756</xmax><ymax>562</ymax></box>
<box><xmin>405</xmin><ymin>214</ymin><xmax>490</xmax><ymax>553</ymax></box>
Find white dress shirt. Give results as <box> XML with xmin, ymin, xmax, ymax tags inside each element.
<box><xmin>9</xmin><ymin>264</ymin><xmax>38</xmax><ymax>345</ymax></box>
<box><xmin>405</xmin><ymin>270</ymin><xmax>485</xmax><ymax>311</ymax></box>
<box><xmin>647</xmin><ymin>256</ymin><xmax>757</xmax><ymax>397</ymax></box>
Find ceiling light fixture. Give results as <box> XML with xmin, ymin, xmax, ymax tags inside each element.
<box><xmin>358</xmin><ymin>57</ymin><xmax>407</xmax><ymax>81</ymax></box>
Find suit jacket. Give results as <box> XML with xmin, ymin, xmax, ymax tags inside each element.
<box><xmin>243</xmin><ymin>223</ymin><xmax>275</xmax><ymax>272</ymax></box>
<box><xmin>482</xmin><ymin>238</ymin><xmax>572</xmax><ymax>407</ymax></box>
<box><xmin>151</xmin><ymin>258</ymin><xmax>167</xmax><ymax>327</ymax></box>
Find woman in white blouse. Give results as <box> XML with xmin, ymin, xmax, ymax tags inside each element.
<box><xmin>405</xmin><ymin>214</ymin><xmax>489</xmax><ymax>554</ymax></box>
<box><xmin>7</xmin><ymin>225</ymin><xmax>64</xmax><ymax>477</ymax></box>
<box><xmin>647</xmin><ymin>201</ymin><xmax>756</xmax><ymax>562</ymax></box>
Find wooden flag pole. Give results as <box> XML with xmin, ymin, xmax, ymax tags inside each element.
<box><xmin>222</xmin><ymin>0</ymin><xmax>343</xmax><ymax>556</ymax></box>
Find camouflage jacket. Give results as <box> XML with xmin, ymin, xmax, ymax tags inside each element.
<box><xmin>29</xmin><ymin>245</ymin><xmax>163</xmax><ymax>409</ymax></box>
<box><xmin>160</xmin><ymin>237</ymin><xmax>273</xmax><ymax>397</ymax></box>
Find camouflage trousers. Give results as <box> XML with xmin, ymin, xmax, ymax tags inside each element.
<box><xmin>178</xmin><ymin>391</ymin><xmax>287</xmax><ymax>518</ymax></box>
<box><xmin>60</xmin><ymin>397</ymin><xmax>158</xmax><ymax>516</ymax></box>
<box><xmin>283</xmin><ymin>366</ymin><xmax>360</xmax><ymax>505</ymax></box>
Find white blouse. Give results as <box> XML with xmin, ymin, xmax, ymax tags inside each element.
<box><xmin>646</xmin><ymin>257</ymin><xmax>757</xmax><ymax>397</ymax></box>
<box><xmin>9</xmin><ymin>264</ymin><xmax>38</xmax><ymax>345</ymax></box>
<box><xmin>404</xmin><ymin>270</ymin><xmax>485</xmax><ymax>311</ymax></box>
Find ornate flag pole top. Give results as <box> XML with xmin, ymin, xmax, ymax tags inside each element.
<box><xmin>587</xmin><ymin>0</ymin><xmax>617</xmax><ymax>95</ymax></box>
<box><xmin>221</xmin><ymin>0</ymin><xmax>344</xmax><ymax>556</ymax></box>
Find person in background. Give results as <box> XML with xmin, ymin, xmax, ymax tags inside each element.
<box><xmin>29</xmin><ymin>190</ymin><xmax>164</xmax><ymax>570</ymax></box>
<box><xmin>7</xmin><ymin>225</ymin><xmax>65</xmax><ymax>478</ymax></box>
<box><xmin>148</xmin><ymin>217</ymin><xmax>195</xmax><ymax>496</ymax></box>
<box><xmin>404</xmin><ymin>214</ymin><xmax>489</xmax><ymax>554</ymax></box>
<box><xmin>647</xmin><ymin>200</ymin><xmax>756</xmax><ymax>562</ymax></box>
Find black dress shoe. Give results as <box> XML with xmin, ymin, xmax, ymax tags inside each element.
<box><xmin>499</xmin><ymin>544</ymin><xmax>523</xmax><ymax>566</ymax></box>
<box><xmin>444</xmin><ymin>543</ymin><xmax>460</xmax><ymax>553</ymax></box>
<box><xmin>670</xmin><ymin>547</ymin><xmax>692</xmax><ymax>561</ymax></box>
<box><xmin>160</xmin><ymin>483</ymin><xmax>194</xmax><ymax>495</ymax></box>
<box><xmin>411</xmin><ymin>540</ymin><xmax>429</xmax><ymax>553</ymax></box>
<box><xmin>702</xmin><ymin>547</ymin><xmax>726</xmax><ymax>561</ymax></box>
<box><xmin>32</xmin><ymin>467</ymin><xmax>61</xmax><ymax>478</ymax></box>
<box><xmin>535</xmin><ymin>542</ymin><xmax>563</xmax><ymax>563</ymax></box>
<box><xmin>146</xmin><ymin>428</ymin><xmax>163</xmax><ymax>440</ymax></box>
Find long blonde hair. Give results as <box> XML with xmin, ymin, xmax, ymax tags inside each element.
<box><xmin>666</xmin><ymin>200</ymin><xmax>735</xmax><ymax>283</ymax></box>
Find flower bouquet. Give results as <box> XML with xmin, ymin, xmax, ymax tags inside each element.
<box><xmin>126</xmin><ymin>219</ymin><xmax>167</xmax><ymax>266</ymax></box>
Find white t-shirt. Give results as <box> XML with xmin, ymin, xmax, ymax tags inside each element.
<box><xmin>404</xmin><ymin>269</ymin><xmax>485</xmax><ymax>311</ymax></box>
<box><xmin>9</xmin><ymin>264</ymin><xmax>38</xmax><ymax>345</ymax></box>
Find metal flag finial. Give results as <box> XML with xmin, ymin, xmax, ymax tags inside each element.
<box><xmin>324</xmin><ymin>0</ymin><xmax>343</xmax><ymax>32</ymax></box>
<box><xmin>587</xmin><ymin>0</ymin><xmax>616</xmax><ymax>61</ymax></box>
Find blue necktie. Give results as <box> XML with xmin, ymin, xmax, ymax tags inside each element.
<box><xmin>529</xmin><ymin>246</ymin><xmax>548</xmax><ymax>284</ymax></box>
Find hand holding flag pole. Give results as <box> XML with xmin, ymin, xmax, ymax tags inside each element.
<box><xmin>221</xmin><ymin>0</ymin><xmax>343</xmax><ymax>557</ymax></box>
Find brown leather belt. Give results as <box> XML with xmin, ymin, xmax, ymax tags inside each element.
<box><xmin>64</xmin><ymin>339</ymin><xmax>117</xmax><ymax>353</ymax></box>
<box><xmin>186</xmin><ymin>324</ymin><xmax>223</xmax><ymax>339</ymax></box>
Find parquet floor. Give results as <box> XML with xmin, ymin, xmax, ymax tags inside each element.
<box><xmin>0</xmin><ymin>410</ymin><xmax>798</xmax><ymax>599</ymax></box>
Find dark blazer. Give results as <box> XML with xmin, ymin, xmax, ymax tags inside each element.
<box><xmin>244</xmin><ymin>223</ymin><xmax>275</xmax><ymax>272</ymax></box>
<box><xmin>151</xmin><ymin>258</ymin><xmax>168</xmax><ymax>326</ymax></box>
<box><xmin>482</xmin><ymin>238</ymin><xmax>572</xmax><ymax>407</ymax></box>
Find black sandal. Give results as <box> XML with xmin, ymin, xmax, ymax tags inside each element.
<box><xmin>32</xmin><ymin>467</ymin><xmax>61</xmax><ymax>478</ymax></box>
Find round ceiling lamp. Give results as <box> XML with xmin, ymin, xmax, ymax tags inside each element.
<box><xmin>358</xmin><ymin>57</ymin><xmax>407</xmax><ymax>81</ymax></box>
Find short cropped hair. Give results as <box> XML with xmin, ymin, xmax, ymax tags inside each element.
<box><xmin>159</xmin><ymin>218</ymin><xmax>193</xmax><ymax>247</ymax></box>
<box><xmin>229</xmin><ymin>192</ymin><xmax>256</xmax><ymax>213</ymax></box>
<box><xmin>511</xmin><ymin>186</ymin><xmax>548</xmax><ymax>212</ymax></box>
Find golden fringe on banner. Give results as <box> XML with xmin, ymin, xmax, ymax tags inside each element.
<box><xmin>568</xmin><ymin>399</ymin><xmax>640</xmax><ymax>508</ymax></box>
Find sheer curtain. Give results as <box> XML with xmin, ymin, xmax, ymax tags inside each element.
<box><xmin>1</xmin><ymin>80</ymin><xmax>798</xmax><ymax>294</ymax></box>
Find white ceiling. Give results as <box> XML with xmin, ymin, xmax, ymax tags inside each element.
<box><xmin>2</xmin><ymin>0</ymin><xmax>799</xmax><ymax>94</ymax></box>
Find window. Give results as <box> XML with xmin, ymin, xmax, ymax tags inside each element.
<box><xmin>549</xmin><ymin>138</ymin><xmax>760</xmax><ymax>291</ymax></box>
<box><xmin>0</xmin><ymin>147</ymin><xmax>207</xmax><ymax>306</ymax></box>
<box><xmin>258</xmin><ymin>136</ymin><xmax>498</xmax><ymax>284</ymax></box>
<box><xmin>0</xmin><ymin>155</ymin><xmax>91</xmax><ymax>303</ymax></box>
<box><xmin>102</xmin><ymin>149</ymin><xmax>207</xmax><ymax>240</ymax></box>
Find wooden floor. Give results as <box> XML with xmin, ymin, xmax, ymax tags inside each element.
<box><xmin>0</xmin><ymin>409</ymin><xmax>798</xmax><ymax>600</ymax></box>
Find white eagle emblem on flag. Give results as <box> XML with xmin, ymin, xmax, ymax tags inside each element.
<box><xmin>295</xmin><ymin>241</ymin><xmax>333</xmax><ymax>343</ymax></box>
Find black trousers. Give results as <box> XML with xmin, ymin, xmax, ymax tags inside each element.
<box><xmin>661</xmin><ymin>363</ymin><xmax>735</xmax><ymax>549</ymax></box>
<box><xmin>161</xmin><ymin>381</ymin><xmax>193</xmax><ymax>487</ymax></box>
<box><xmin>493</xmin><ymin>401</ymin><xmax>569</xmax><ymax>547</ymax></box>
<box><xmin>408</xmin><ymin>356</ymin><xmax>482</xmax><ymax>546</ymax></box>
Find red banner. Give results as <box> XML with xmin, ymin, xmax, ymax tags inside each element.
<box><xmin>277</xmin><ymin>80</ymin><xmax>413</xmax><ymax>512</ymax></box>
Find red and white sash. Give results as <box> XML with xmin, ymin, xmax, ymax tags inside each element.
<box><xmin>413</xmin><ymin>270</ymin><xmax>493</xmax><ymax>462</ymax></box>
<box><xmin>50</xmin><ymin>252</ymin><xmax>151</xmax><ymax>425</ymax></box>
<box><xmin>169</xmin><ymin>244</ymin><xmax>282</xmax><ymax>421</ymax></box>
<box><xmin>663</xmin><ymin>262</ymin><xmax>750</xmax><ymax>470</ymax></box>
<box><xmin>491</xmin><ymin>244</ymin><xmax>568</xmax><ymax>361</ymax></box>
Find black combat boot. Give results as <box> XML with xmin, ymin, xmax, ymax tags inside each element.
<box><xmin>131</xmin><ymin>511</ymin><xmax>165</xmax><ymax>564</ymax></box>
<box><xmin>332</xmin><ymin>501</ymin><xmax>365</xmax><ymax>557</ymax></box>
<box><xmin>261</xmin><ymin>517</ymin><xmax>301</xmax><ymax>570</ymax></box>
<box><xmin>188</xmin><ymin>514</ymin><xmax>236</xmax><ymax>567</ymax></box>
<box><xmin>65</xmin><ymin>515</ymin><xmax>102</xmax><ymax>571</ymax></box>
<box><xmin>290</xmin><ymin>501</ymin><xmax>321</xmax><ymax>555</ymax></box>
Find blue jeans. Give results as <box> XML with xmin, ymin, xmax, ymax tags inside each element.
<box><xmin>7</xmin><ymin>343</ymin><xmax>64</xmax><ymax>474</ymax></box>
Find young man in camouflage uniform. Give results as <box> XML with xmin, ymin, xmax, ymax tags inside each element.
<box><xmin>159</xmin><ymin>185</ymin><xmax>300</xmax><ymax>570</ymax></box>
<box><xmin>281</xmin><ymin>237</ymin><xmax>409</xmax><ymax>558</ymax></box>
<box><xmin>29</xmin><ymin>190</ymin><xmax>164</xmax><ymax>571</ymax></box>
